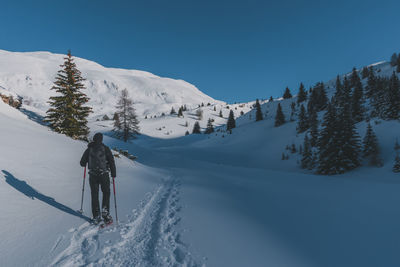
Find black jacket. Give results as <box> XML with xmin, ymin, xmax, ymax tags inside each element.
<box><xmin>80</xmin><ymin>142</ymin><xmax>116</xmax><ymax>177</ymax></box>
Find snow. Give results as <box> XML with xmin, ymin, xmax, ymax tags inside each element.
<box><xmin>0</xmin><ymin>49</ymin><xmax>223</xmax><ymax>118</ymax></box>
<box><xmin>2</xmin><ymin>51</ymin><xmax>400</xmax><ymax>266</ymax></box>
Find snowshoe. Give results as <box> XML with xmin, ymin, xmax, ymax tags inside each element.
<box><xmin>99</xmin><ymin>217</ymin><xmax>113</xmax><ymax>229</ymax></box>
<box><xmin>91</xmin><ymin>216</ymin><xmax>102</xmax><ymax>225</ymax></box>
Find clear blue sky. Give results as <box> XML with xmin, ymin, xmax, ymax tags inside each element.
<box><xmin>1</xmin><ymin>0</ymin><xmax>400</xmax><ymax>102</ymax></box>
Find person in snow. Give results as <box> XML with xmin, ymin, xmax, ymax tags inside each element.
<box><xmin>80</xmin><ymin>133</ymin><xmax>116</xmax><ymax>224</ymax></box>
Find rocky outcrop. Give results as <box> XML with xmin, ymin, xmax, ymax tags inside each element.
<box><xmin>0</xmin><ymin>94</ymin><xmax>22</xmax><ymax>109</ymax></box>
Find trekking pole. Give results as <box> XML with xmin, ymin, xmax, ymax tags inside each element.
<box><xmin>79</xmin><ymin>166</ymin><xmax>86</xmax><ymax>214</ymax></box>
<box><xmin>112</xmin><ymin>177</ymin><xmax>119</xmax><ymax>223</ymax></box>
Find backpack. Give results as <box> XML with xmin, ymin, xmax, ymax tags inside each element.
<box><xmin>88</xmin><ymin>145</ymin><xmax>108</xmax><ymax>174</ymax></box>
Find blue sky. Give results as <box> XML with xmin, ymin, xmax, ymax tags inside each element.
<box><xmin>1</xmin><ymin>0</ymin><xmax>400</xmax><ymax>102</ymax></box>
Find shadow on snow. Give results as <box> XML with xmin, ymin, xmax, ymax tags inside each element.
<box><xmin>1</xmin><ymin>170</ymin><xmax>91</xmax><ymax>222</ymax></box>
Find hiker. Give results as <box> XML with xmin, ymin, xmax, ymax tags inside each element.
<box><xmin>80</xmin><ymin>133</ymin><xmax>116</xmax><ymax>224</ymax></box>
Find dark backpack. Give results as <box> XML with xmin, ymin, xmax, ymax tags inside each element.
<box><xmin>88</xmin><ymin>145</ymin><xmax>108</xmax><ymax>174</ymax></box>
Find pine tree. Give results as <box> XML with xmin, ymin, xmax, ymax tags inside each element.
<box><xmin>361</xmin><ymin>67</ymin><xmax>369</xmax><ymax>79</ymax></box>
<box><xmin>351</xmin><ymin>69</ymin><xmax>365</xmax><ymax>123</ymax></box>
<box><xmin>170</xmin><ymin>107</ymin><xmax>176</xmax><ymax>115</ymax></box>
<box><xmin>385</xmin><ymin>72</ymin><xmax>400</xmax><ymax>120</ymax></box>
<box><xmin>366</xmin><ymin>68</ymin><xmax>386</xmax><ymax>118</ymax></box>
<box><xmin>290</xmin><ymin>102</ymin><xmax>296</xmax><ymax>121</ymax></box>
<box><xmin>365</xmin><ymin>67</ymin><xmax>376</xmax><ymax>98</ymax></box>
<box><xmin>255</xmin><ymin>99</ymin><xmax>263</xmax><ymax>121</ymax></box>
<box><xmin>297</xmin><ymin>83</ymin><xmax>307</xmax><ymax>103</ymax></box>
<box><xmin>45</xmin><ymin>51</ymin><xmax>92</xmax><ymax>140</ymax></box>
<box><xmin>308</xmin><ymin>107</ymin><xmax>319</xmax><ymax>147</ymax></box>
<box><xmin>301</xmin><ymin>134</ymin><xmax>313</xmax><ymax>169</ymax></box>
<box><xmin>334</xmin><ymin>77</ymin><xmax>352</xmax><ymax>114</ymax></box>
<box><xmin>219</xmin><ymin>110</ymin><xmax>223</xmax><ymax>118</ymax></box>
<box><xmin>291</xmin><ymin>143</ymin><xmax>297</xmax><ymax>153</ymax></box>
<box><xmin>185</xmin><ymin>130</ymin><xmax>190</xmax><ymax>136</ymax></box>
<box><xmin>350</xmin><ymin>68</ymin><xmax>359</xmax><ymax>87</ymax></box>
<box><xmin>362</xmin><ymin>123</ymin><xmax>382</xmax><ymax>166</ymax></box>
<box><xmin>227</xmin><ymin>110</ymin><xmax>236</xmax><ymax>131</ymax></box>
<box><xmin>113</xmin><ymin>89</ymin><xmax>140</xmax><ymax>142</ymax></box>
<box><xmin>393</xmin><ymin>153</ymin><xmax>400</xmax><ymax>172</ymax></box>
<box><xmin>296</xmin><ymin>104</ymin><xmax>308</xmax><ymax>133</ymax></box>
<box><xmin>178</xmin><ymin>107</ymin><xmax>183</xmax><ymax>117</ymax></box>
<box><xmin>395</xmin><ymin>138</ymin><xmax>400</xmax><ymax>151</ymax></box>
<box><xmin>318</xmin><ymin>87</ymin><xmax>361</xmax><ymax>174</ymax></box>
<box><xmin>274</xmin><ymin>103</ymin><xmax>285</xmax><ymax>127</ymax></box>
<box><xmin>397</xmin><ymin>56</ymin><xmax>400</xmax><ymax>73</ymax></box>
<box><xmin>283</xmin><ymin>87</ymin><xmax>292</xmax><ymax>99</ymax></box>
<box><xmin>192</xmin><ymin>121</ymin><xmax>201</xmax><ymax>134</ymax></box>
<box><xmin>113</xmin><ymin>112</ymin><xmax>118</xmax><ymax>121</ymax></box>
<box><xmin>269</xmin><ymin>96</ymin><xmax>273</xmax><ymax>102</ymax></box>
<box><xmin>317</xmin><ymin>103</ymin><xmax>340</xmax><ymax>174</ymax></box>
<box><xmin>205</xmin><ymin>118</ymin><xmax>214</xmax><ymax>134</ymax></box>
<box><xmin>391</xmin><ymin>53</ymin><xmax>398</xmax><ymax>66</ymax></box>
<box><xmin>307</xmin><ymin>82</ymin><xmax>328</xmax><ymax>112</ymax></box>
<box><xmin>337</xmin><ymin>81</ymin><xmax>361</xmax><ymax>171</ymax></box>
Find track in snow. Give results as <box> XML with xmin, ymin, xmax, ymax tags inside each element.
<box><xmin>50</xmin><ymin>177</ymin><xmax>202</xmax><ymax>266</ymax></box>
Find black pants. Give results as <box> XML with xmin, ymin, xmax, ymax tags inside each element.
<box><xmin>89</xmin><ymin>172</ymin><xmax>110</xmax><ymax>218</ymax></box>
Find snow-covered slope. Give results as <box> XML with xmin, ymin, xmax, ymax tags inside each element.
<box><xmin>0</xmin><ymin>99</ymin><xmax>203</xmax><ymax>266</ymax></box>
<box><xmin>0</xmin><ymin>49</ymin><xmax>222</xmax><ymax>118</ymax></box>
<box><xmin>3</xmin><ymin>52</ymin><xmax>400</xmax><ymax>267</ymax></box>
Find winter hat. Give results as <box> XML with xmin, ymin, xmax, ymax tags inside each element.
<box><xmin>93</xmin><ymin>132</ymin><xmax>103</xmax><ymax>143</ymax></box>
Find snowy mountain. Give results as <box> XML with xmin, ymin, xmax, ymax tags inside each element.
<box><xmin>2</xmin><ymin>51</ymin><xmax>400</xmax><ymax>267</ymax></box>
<box><xmin>0</xmin><ymin>49</ymin><xmax>222</xmax><ymax>119</ymax></box>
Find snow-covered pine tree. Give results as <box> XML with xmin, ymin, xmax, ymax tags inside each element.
<box><xmin>205</xmin><ymin>118</ymin><xmax>214</xmax><ymax>134</ymax></box>
<box><xmin>178</xmin><ymin>107</ymin><xmax>183</xmax><ymax>117</ymax></box>
<box><xmin>192</xmin><ymin>121</ymin><xmax>201</xmax><ymax>134</ymax></box>
<box><xmin>390</xmin><ymin>53</ymin><xmax>398</xmax><ymax>66</ymax></box>
<box><xmin>113</xmin><ymin>88</ymin><xmax>140</xmax><ymax>142</ymax></box>
<box><xmin>301</xmin><ymin>134</ymin><xmax>313</xmax><ymax>169</ymax></box>
<box><xmin>227</xmin><ymin>110</ymin><xmax>236</xmax><ymax>131</ymax></box>
<box><xmin>170</xmin><ymin>107</ymin><xmax>176</xmax><ymax>115</ymax></box>
<box><xmin>269</xmin><ymin>96</ymin><xmax>273</xmax><ymax>102</ymax></box>
<box><xmin>297</xmin><ymin>83</ymin><xmax>307</xmax><ymax>103</ymax></box>
<box><xmin>362</xmin><ymin>123</ymin><xmax>382</xmax><ymax>166</ymax></box>
<box><xmin>385</xmin><ymin>72</ymin><xmax>400</xmax><ymax>120</ymax></box>
<box><xmin>283</xmin><ymin>87</ymin><xmax>292</xmax><ymax>99</ymax></box>
<box><xmin>185</xmin><ymin>130</ymin><xmax>190</xmax><ymax>136</ymax></box>
<box><xmin>45</xmin><ymin>51</ymin><xmax>92</xmax><ymax>140</ymax></box>
<box><xmin>255</xmin><ymin>99</ymin><xmax>263</xmax><ymax>121</ymax></box>
<box><xmin>296</xmin><ymin>104</ymin><xmax>308</xmax><ymax>133</ymax></box>
<box><xmin>274</xmin><ymin>103</ymin><xmax>285</xmax><ymax>127</ymax></box>
<box><xmin>219</xmin><ymin>110</ymin><xmax>223</xmax><ymax>118</ymax></box>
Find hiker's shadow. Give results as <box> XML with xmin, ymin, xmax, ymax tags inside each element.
<box><xmin>2</xmin><ymin>170</ymin><xmax>90</xmax><ymax>222</ymax></box>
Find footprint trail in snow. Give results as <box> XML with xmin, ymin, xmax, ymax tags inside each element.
<box><xmin>51</xmin><ymin>177</ymin><xmax>202</xmax><ymax>266</ymax></box>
